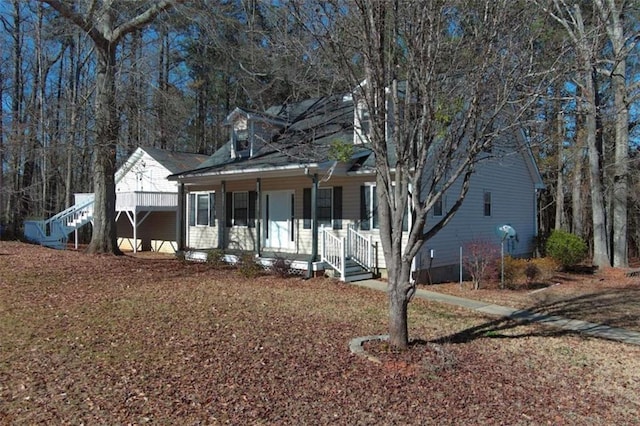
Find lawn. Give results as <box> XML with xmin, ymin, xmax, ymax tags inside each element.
<box><xmin>1</xmin><ymin>241</ymin><xmax>639</xmax><ymax>424</ymax></box>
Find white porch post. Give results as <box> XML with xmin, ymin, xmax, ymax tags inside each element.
<box><xmin>133</xmin><ymin>210</ymin><xmax>137</xmax><ymax>253</ymax></box>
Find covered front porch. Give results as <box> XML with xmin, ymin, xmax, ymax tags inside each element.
<box><xmin>184</xmin><ymin>225</ymin><xmax>378</xmax><ymax>282</ymax></box>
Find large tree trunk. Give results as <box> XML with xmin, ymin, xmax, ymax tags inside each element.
<box><xmin>555</xmin><ymin>111</ymin><xmax>566</xmax><ymax>231</ymax></box>
<box><xmin>87</xmin><ymin>45</ymin><xmax>122</xmax><ymax>254</ymax></box>
<box><xmin>548</xmin><ymin>1</ymin><xmax>610</xmax><ymax>267</ymax></box>
<box><xmin>585</xmin><ymin>66</ymin><xmax>610</xmax><ymax>267</ymax></box>
<box><xmin>611</xmin><ymin>56</ymin><xmax>628</xmax><ymax>268</ymax></box>
<box><xmin>571</xmin><ymin>125</ymin><xmax>585</xmax><ymax>238</ymax></box>
<box><xmin>596</xmin><ymin>0</ymin><xmax>629</xmax><ymax>268</ymax></box>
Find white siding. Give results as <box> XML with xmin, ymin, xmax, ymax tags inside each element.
<box><xmin>116</xmin><ymin>151</ymin><xmax>177</xmax><ymax>193</ymax></box>
<box><xmin>188</xmin><ymin>226</ymin><xmax>218</xmax><ymax>249</ymax></box>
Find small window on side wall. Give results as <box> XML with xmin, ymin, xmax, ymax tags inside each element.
<box><xmin>433</xmin><ymin>192</ymin><xmax>444</xmax><ymax>217</ymax></box>
<box><xmin>483</xmin><ymin>191</ymin><xmax>491</xmax><ymax>217</ymax></box>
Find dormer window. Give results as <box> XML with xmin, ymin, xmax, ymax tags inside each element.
<box><xmin>234</xmin><ymin>128</ymin><xmax>249</xmax><ymax>154</ymax></box>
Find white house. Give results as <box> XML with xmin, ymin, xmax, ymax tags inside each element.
<box><xmin>115</xmin><ymin>147</ymin><xmax>209</xmax><ymax>253</ymax></box>
<box><xmin>168</xmin><ymin>93</ymin><xmax>544</xmax><ymax>282</ymax></box>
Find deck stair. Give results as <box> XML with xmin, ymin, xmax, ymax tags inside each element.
<box><xmin>24</xmin><ymin>196</ymin><xmax>95</xmax><ymax>249</ymax></box>
<box><xmin>321</xmin><ymin>225</ymin><xmax>374</xmax><ymax>282</ymax></box>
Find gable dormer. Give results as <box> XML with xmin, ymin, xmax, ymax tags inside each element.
<box><xmin>225</xmin><ymin>107</ymin><xmax>288</xmax><ymax>160</ymax></box>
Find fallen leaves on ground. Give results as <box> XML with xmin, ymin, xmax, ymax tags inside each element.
<box><xmin>429</xmin><ymin>266</ymin><xmax>640</xmax><ymax>332</ymax></box>
<box><xmin>1</xmin><ymin>241</ymin><xmax>639</xmax><ymax>424</ymax></box>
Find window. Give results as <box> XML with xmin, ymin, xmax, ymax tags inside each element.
<box><xmin>483</xmin><ymin>191</ymin><xmax>492</xmax><ymax>216</ymax></box>
<box><xmin>303</xmin><ymin>187</ymin><xmax>342</xmax><ymax>229</ymax></box>
<box><xmin>433</xmin><ymin>195</ymin><xmax>443</xmax><ymax>217</ymax></box>
<box><xmin>360</xmin><ymin>184</ymin><xmax>408</xmax><ymax>231</ymax></box>
<box><xmin>234</xmin><ymin>128</ymin><xmax>249</xmax><ymax>153</ymax></box>
<box><xmin>188</xmin><ymin>192</ymin><xmax>215</xmax><ymax>226</ymax></box>
<box><xmin>233</xmin><ymin>192</ymin><xmax>248</xmax><ymax>226</ymax></box>
<box><xmin>225</xmin><ymin>191</ymin><xmax>257</xmax><ymax>227</ymax></box>
<box><xmin>360</xmin><ymin>185</ymin><xmax>378</xmax><ymax>230</ymax></box>
<box><xmin>317</xmin><ymin>188</ymin><xmax>333</xmax><ymax>227</ymax></box>
<box><xmin>359</xmin><ymin>107</ymin><xmax>370</xmax><ymax>136</ymax></box>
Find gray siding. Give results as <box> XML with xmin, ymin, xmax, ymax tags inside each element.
<box><xmin>415</xmin><ymin>147</ymin><xmax>538</xmax><ymax>281</ymax></box>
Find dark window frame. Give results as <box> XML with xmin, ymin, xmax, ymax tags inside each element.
<box><xmin>189</xmin><ymin>192</ymin><xmax>215</xmax><ymax>227</ymax></box>
<box><xmin>483</xmin><ymin>191</ymin><xmax>492</xmax><ymax>217</ymax></box>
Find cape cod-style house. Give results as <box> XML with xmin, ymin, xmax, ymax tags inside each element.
<box><xmin>169</xmin><ymin>93</ymin><xmax>545</xmax><ymax>282</ymax></box>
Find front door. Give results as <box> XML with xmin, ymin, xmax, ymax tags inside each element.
<box><xmin>263</xmin><ymin>191</ymin><xmax>294</xmax><ymax>250</ymax></box>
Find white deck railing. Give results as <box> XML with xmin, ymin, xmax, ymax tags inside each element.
<box><xmin>320</xmin><ymin>225</ymin><xmax>373</xmax><ymax>281</ymax></box>
<box><xmin>115</xmin><ymin>191</ymin><xmax>178</xmax><ymax>211</ymax></box>
<box><xmin>347</xmin><ymin>225</ymin><xmax>374</xmax><ymax>270</ymax></box>
<box><xmin>321</xmin><ymin>227</ymin><xmax>346</xmax><ymax>281</ymax></box>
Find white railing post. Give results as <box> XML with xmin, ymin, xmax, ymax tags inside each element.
<box><xmin>340</xmin><ymin>236</ymin><xmax>346</xmax><ymax>281</ymax></box>
<box><xmin>320</xmin><ymin>225</ymin><xmax>325</xmax><ymax>261</ymax></box>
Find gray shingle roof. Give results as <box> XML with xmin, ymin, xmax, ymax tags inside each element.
<box><xmin>141</xmin><ymin>147</ymin><xmax>210</xmax><ymax>174</ymax></box>
<box><xmin>171</xmin><ymin>94</ymin><xmax>374</xmax><ymax>179</ymax></box>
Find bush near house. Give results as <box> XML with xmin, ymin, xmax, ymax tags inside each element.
<box><xmin>501</xmin><ymin>256</ymin><xmax>558</xmax><ymax>289</ymax></box>
<box><xmin>462</xmin><ymin>239</ymin><xmax>500</xmax><ymax>290</ymax></box>
<box><xmin>545</xmin><ymin>230</ymin><xmax>588</xmax><ymax>270</ymax></box>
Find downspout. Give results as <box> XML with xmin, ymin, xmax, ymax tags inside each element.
<box><xmin>306</xmin><ymin>172</ymin><xmax>319</xmax><ymax>279</ymax></box>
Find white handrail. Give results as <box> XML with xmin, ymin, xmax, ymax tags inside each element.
<box><xmin>347</xmin><ymin>225</ymin><xmax>373</xmax><ymax>270</ymax></box>
<box><xmin>321</xmin><ymin>227</ymin><xmax>345</xmax><ymax>280</ymax></box>
<box><xmin>321</xmin><ymin>225</ymin><xmax>374</xmax><ymax>281</ymax></box>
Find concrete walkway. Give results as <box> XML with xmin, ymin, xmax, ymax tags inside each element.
<box><xmin>353</xmin><ymin>279</ymin><xmax>640</xmax><ymax>346</ymax></box>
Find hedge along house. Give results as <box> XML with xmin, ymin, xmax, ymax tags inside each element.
<box><xmin>169</xmin><ymin>93</ymin><xmax>544</xmax><ymax>282</ymax></box>
<box><xmin>115</xmin><ymin>147</ymin><xmax>209</xmax><ymax>253</ymax></box>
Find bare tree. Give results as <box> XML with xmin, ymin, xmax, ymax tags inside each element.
<box><xmin>35</xmin><ymin>0</ymin><xmax>185</xmax><ymax>254</ymax></box>
<box><xmin>594</xmin><ymin>0</ymin><xmax>637</xmax><ymax>268</ymax></box>
<box><xmin>543</xmin><ymin>0</ymin><xmax>611</xmax><ymax>267</ymax></box>
<box><xmin>304</xmin><ymin>0</ymin><xmax>545</xmax><ymax>348</ymax></box>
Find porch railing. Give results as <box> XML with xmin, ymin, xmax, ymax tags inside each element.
<box><xmin>320</xmin><ymin>225</ymin><xmax>373</xmax><ymax>281</ymax></box>
<box><xmin>347</xmin><ymin>225</ymin><xmax>374</xmax><ymax>270</ymax></box>
<box><xmin>321</xmin><ymin>227</ymin><xmax>346</xmax><ymax>281</ymax></box>
<box><xmin>115</xmin><ymin>191</ymin><xmax>178</xmax><ymax>211</ymax></box>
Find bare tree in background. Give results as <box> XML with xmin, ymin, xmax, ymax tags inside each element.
<box><xmin>594</xmin><ymin>0</ymin><xmax>637</xmax><ymax>268</ymax></box>
<box><xmin>35</xmin><ymin>0</ymin><xmax>185</xmax><ymax>254</ymax></box>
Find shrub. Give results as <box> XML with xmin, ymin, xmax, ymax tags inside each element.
<box><xmin>524</xmin><ymin>262</ymin><xmax>541</xmax><ymax>285</ymax></box>
<box><xmin>237</xmin><ymin>253</ymin><xmax>264</xmax><ymax>279</ymax></box>
<box><xmin>545</xmin><ymin>230</ymin><xmax>588</xmax><ymax>270</ymax></box>
<box><xmin>530</xmin><ymin>257</ymin><xmax>559</xmax><ymax>280</ymax></box>
<box><xmin>270</xmin><ymin>256</ymin><xmax>293</xmax><ymax>278</ymax></box>
<box><xmin>206</xmin><ymin>248</ymin><xmax>226</xmax><ymax>267</ymax></box>
<box><xmin>463</xmin><ymin>239</ymin><xmax>500</xmax><ymax>290</ymax></box>
<box><xmin>497</xmin><ymin>257</ymin><xmax>558</xmax><ymax>289</ymax></box>
<box><xmin>501</xmin><ymin>256</ymin><xmax>527</xmax><ymax>288</ymax></box>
